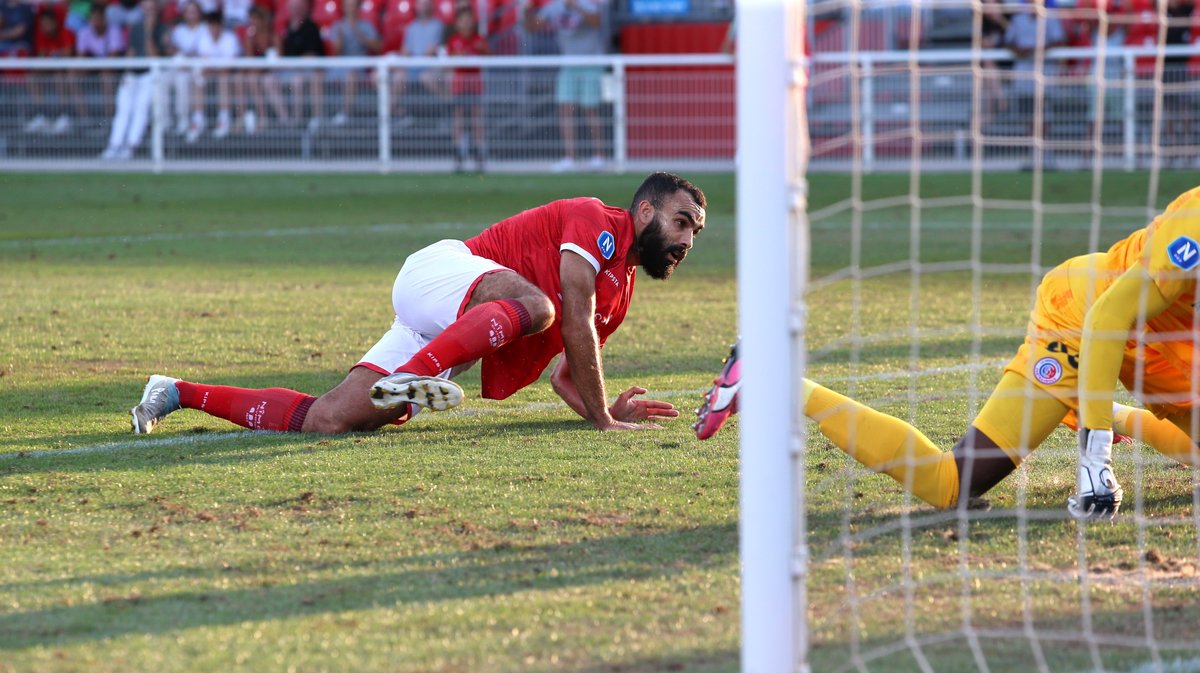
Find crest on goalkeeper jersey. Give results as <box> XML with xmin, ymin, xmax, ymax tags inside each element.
<box><xmin>1167</xmin><ymin>236</ymin><xmax>1200</xmax><ymax>271</ymax></box>
<box><xmin>1033</xmin><ymin>357</ymin><xmax>1063</xmax><ymax>385</ymax></box>
<box><xmin>597</xmin><ymin>231</ymin><xmax>615</xmax><ymax>260</ymax></box>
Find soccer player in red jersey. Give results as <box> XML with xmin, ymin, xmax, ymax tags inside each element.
<box><xmin>446</xmin><ymin>8</ymin><xmax>488</xmax><ymax>172</ymax></box>
<box><xmin>132</xmin><ymin>172</ymin><xmax>707</xmax><ymax>435</ymax></box>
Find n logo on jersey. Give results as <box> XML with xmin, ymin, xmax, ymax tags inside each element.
<box><xmin>597</xmin><ymin>231</ymin><xmax>615</xmax><ymax>260</ymax></box>
<box><xmin>1167</xmin><ymin>236</ymin><xmax>1200</xmax><ymax>270</ymax></box>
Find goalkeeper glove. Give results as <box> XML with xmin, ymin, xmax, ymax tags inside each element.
<box><xmin>1066</xmin><ymin>428</ymin><xmax>1123</xmax><ymax>521</ymax></box>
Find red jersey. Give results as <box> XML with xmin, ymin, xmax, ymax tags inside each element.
<box><xmin>465</xmin><ymin>197</ymin><xmax>638</xmax><ymax>399</ymax></box>
<box><xmin>446</xmin><ymin>32</ymin><xmax>487</xmax><ymax>96</ymax></box>
<box><xmin>34</xmin><ymin>27</ymin><xmax>75</xmax><ymax>57</ymax></box>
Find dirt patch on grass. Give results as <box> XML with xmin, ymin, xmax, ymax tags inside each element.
<box><xmin>1087</xmin><ymin>548</ymin><xmax>1198</xmax><ymax>585</ymax></box>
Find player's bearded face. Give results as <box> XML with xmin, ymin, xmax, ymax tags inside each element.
<box><xmin>638</xmin><ymin>210</ymin><xmax>687</xmax><ymax>280</ymax></box>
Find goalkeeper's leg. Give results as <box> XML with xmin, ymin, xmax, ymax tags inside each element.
<box><xmin>804</xmin><ymin>372</ymin><xmax>1069</xmax><ymax>508</ymax></box>
<box><xmin>1109</xmin><ymin>407</ymin><xmax>1200</xmax><ymax>466</ymax></box>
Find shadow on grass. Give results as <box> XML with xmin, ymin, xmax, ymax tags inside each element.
<box><xmin>0</xmin><ymin>522</ymin><xmax>737</xmax><ymax>650</ymax></box>
<box><xmin>0</xmin><ymin>416</ymin><xmax>619</xmax><ymax>477</ymax></box>
<box><xmin>563</xmin><ymin>648</ymin><xmax>738</xmax><ymax>673</ymax></box>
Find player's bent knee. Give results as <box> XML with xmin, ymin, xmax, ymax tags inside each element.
<box><xmin>299</xmin><ymin>406</ymin><xmax>351</xmax><ymax>434</ymax></box>
<box><xmin>520</xmin><ymin>294</ymin><xmax>555</xmax><ymax>334</ymax></box>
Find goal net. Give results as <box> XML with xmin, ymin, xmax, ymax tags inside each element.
<box><xmin>738</xmin><ymin>0</ymin><xmax>1200</xmax><ymax>671</ymax></box>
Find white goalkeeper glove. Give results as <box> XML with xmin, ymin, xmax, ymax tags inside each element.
<box><xmin>1066</xmin><ymin>428</ymin><xmax>1123</xmax><ymax>521</ymax></box>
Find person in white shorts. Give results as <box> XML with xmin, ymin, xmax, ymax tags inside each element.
<box><xmin>191</xmin><ymin>9</ymin><xmax>241</xmax><ymax>141</ymax></box>
<box><xmin>168</xmin><ymin>1</ymin><xmax>205</xmax><ymax>135</ymax></box>
<box><xmin>131</xmin><ymin>173</ymin><xmax>707</xmax><ymax>436</ymax></box>
<box><xmin>356</xmin><ymin>240</ymin><xmax>508</xmax><ymax>390</ymax></box>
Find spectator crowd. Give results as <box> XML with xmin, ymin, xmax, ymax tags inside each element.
<box><xmin>5</xmin><ymin>0</ymin><xmax>1196</xmax><ymax>166</ymax></box>
<box><xmin>3</xmin><ymin>0</ymin><xmax>616</xmax><ymax>167</ymax></box>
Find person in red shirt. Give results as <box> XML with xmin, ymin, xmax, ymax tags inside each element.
<box><xmin>446</xmin><ymin>8</ymin><xmax>488</xmax><ymax>172</ymax></box>
<box><xmin>25</xmin><ymin>9</ymin><xmax>82</xmax><ymax>134</ymax></box>
<box><xmin>33</xmin><ymin>8</ymin><xmax>74</xmax><ymax>56</ymax></box>
<box><xmin>132</xmin><ymin>172</ymin><xmax>708</xmax><ymax>435</ymax></box>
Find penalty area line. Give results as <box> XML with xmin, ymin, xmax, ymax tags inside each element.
<box><xmin>0</xmin><ymin>431</ymin><xmax>256</xmax><ymax>460</ymax></box>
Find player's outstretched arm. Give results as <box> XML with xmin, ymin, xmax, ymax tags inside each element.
<box><xmin>558</xmin><ymin>251</ymin><xmax>649</xmax><ymax>431</ymax></box>
<box><xmin>1072</xmin><ymin>262</ymin><xmax>1171</xmax><ymax>520</ymax></box>
<box><xmin>551</xmin><ymin>358</ymin><xmax>679</xmax><ymax>426</ymax></box>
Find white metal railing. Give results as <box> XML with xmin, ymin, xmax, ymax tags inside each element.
<box><xmin>0</xmin><ymin>54</ymin><xmax>734</xmax><ymax>172</ymax></box>
<box><xmin>806</xmin><ymin>44</ymin><xmax>1200</xmax><ymax>171</ymax></box>
<box><xmin>1</xmin><ymin>46</ymin><xmax>1195</xmax><ymax>172</ymax></box>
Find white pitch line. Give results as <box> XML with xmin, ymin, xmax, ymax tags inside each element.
<box><xmin>1</xmin><ymin>431</ymin><xmax>255</xmax><ymax>460</ymax></box>
<box><xmin>0</xmin><ymin>222</ymin><xmax>474</xmax><ymax>249</ymax></box>
<box><xmin>2</xmin><ymin>388</ymin><xmax>711</xmax><ymax>460</ymax></box>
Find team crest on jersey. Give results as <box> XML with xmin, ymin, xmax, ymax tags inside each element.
<box><xmin>1167</xmin><ymin>236</ymin><xmax>1200</xmax><ymax>270</ymax></box>
<box><xmin>1033</xmin><ymin>357</ymin><xmax>1063</xmax><ymax>385</ymax></box>
<box><xmin>597</xmin><ymin>231</ymin><xmax>615</xmax><ymax>260</ymax></box>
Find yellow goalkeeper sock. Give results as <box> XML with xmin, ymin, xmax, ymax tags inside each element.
<box><xmin>803</xmin><ymin>379</ymin><xmax>960</xmax><ymax>508</ymax></box>
<box><xmin>1114</xmin><ymin>404</ymin><xmax>1200</xmax><ymax>466</ymax></box>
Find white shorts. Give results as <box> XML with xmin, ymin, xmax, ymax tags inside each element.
<box><xmin>356</xmin><ymin>239</ymin><xmax>509</xmax><ymax>377</ymax></box>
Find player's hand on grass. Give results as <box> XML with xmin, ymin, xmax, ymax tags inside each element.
<box><xmin>605</xmin><ymin>386</ymin><xmax>679</xmax><ymax>428</ymax></box>
<box><xmin>1067</xmin><ymin>428</ymin><xmax>1123</xmax><ymax>521</ymax></box>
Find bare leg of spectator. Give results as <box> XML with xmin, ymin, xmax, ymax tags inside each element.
<box><xmin>233</xmin><ymin>72</ymin><xmax>252</xmax><ymax>134</ymax></box>
<box><xmin>262</xmin><ymin>72</ymin><xmax>289</xmax><ymax>126</ymax></box>
<box><xmin>390</xmin><ymin>69</ymin><xmax>410</xmax><ymax>124</ymax></box>
<box><xmin>419</xmin><ymin>68</ymin><xmax>445</xmax><ymax>99</ymax></box>
<box><xmin>334</xmin><ymin>71</ymin><xmax>354</xmax><ymax>126</ymax></box>
<box><xmin>65</xmin><ymin>71</ymin><xmax>86</xmax><ymax>120</ymax></box>
<box><xmin>187</xmin><ymin>72</ymin><xmax>207</xmax><ymax>143</ymax></box>
<box><xmin>214</xmin><ymin>71</ymin><xmax>232</xmax><ymax>139</ymax></box>
<box><xmin>452</xmin><ymin>104</ymin><xmax>466</xmax><ymax>172</ymax></box>
<box><xmin>981</xmin><ymin>62</ymin><xmax>1003</xmax><ymax>124</ymax></box>
<box><xmin>52</xmin><ymin>72</ymin><xmax>77</xmax><ymax>129</ymax></box>
<box><xmin>24</xmin><ymin>72</ymin><xmax>47</xmax><ymax>132</ymax></box>
<box><xmin>557</xmin><ymin>103</ymin><xmax>577</xmax><ymax>169</ymax></box>
<box><xmin>288</xmin><ymin>74</ymin><xmax>303</xmax><ymax>126</ymax></box>
<box><xmin>471</xmin><ymin>102</ymin><xmax>486</xmax><ymax>172</ymax></box>
<box><xmin>306</xmin><ymin>72</ymin><xmax>325</xmax><ymax>131</ymax></box>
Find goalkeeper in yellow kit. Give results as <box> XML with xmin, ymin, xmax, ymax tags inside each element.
<box><xmin>697</xmin><ymin>187</ymin><xmax>1200</xmax><ymax>520</ymax></box>
<box><xmin>801</xmin><ymin>184</ymin><xmax>1200</xmax><ymax>520</ymax></box>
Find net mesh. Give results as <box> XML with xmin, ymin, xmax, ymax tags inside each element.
<box><xmin>793</xmin><ymin>0</ymin><xmax>1200</xmax><ymax>671</ymax></box>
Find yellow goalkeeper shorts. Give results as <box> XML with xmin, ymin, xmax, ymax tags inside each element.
<box><xmin>1004</xmin><ymin>253</ymin><xmax>1196</xmax><ymax>419</ymax></box>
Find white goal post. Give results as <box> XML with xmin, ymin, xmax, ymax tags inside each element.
<box><xmin>738</xmin><ymin>0</ymin><xmax>1200</xmax><ymax>670</ymax></box>
<box><xmin>737</xmin><ymin>0</ymin><xmax>808</xmax><ymax>671</ymax></box>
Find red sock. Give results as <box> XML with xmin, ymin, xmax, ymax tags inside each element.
<box><xmin>396</xmin><ymin>299</ymin><xmax>532</xmax><ymax>377</ymax></box>
<box><xmin>177</xmin><ymin>382</ymin><xmax>316</xmax><ymax>432</ymax></box>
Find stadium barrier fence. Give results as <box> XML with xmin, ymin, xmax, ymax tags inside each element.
<box><xmin>0</xmin><ymin>47</ymin><xmax>1193</xmax><ymax>173</ymax></box>
<box><xmin>0</xmin><ymin>53</ymin><xmax>735</xmax><ymax>172</ymax></box>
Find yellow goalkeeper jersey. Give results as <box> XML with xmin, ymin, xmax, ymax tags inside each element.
<box><xmin>1098</xmin><ymin>185</ymin><xmax>1200</xmax><ymax>379</ymax></box>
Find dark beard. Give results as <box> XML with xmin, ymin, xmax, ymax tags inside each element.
<box><xmin>637</xmin><ymin>214</ymin><xmax>687</xmax><ymax>280</ymax></box>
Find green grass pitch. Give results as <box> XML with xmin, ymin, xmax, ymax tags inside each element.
<box><xmin>1</xmin><ymin>170</ymin><xmax>1199</xmax><ymax>673</ymax></box>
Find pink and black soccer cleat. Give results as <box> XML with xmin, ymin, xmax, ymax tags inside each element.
<box><xmin>694</xmin><ymin>341</ymin><xmax>741</xmax><ymax>440</ymax></box>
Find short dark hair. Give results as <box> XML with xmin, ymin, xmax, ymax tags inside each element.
<box><xmin>203</xmin><ymin>9</ymin><xmax>222</xmax><ymax>23</ymax></box>
<box><xmin>630</xmin><ymin>172</ymin><xmax>706</xmax><ymax>213</ymax></box>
